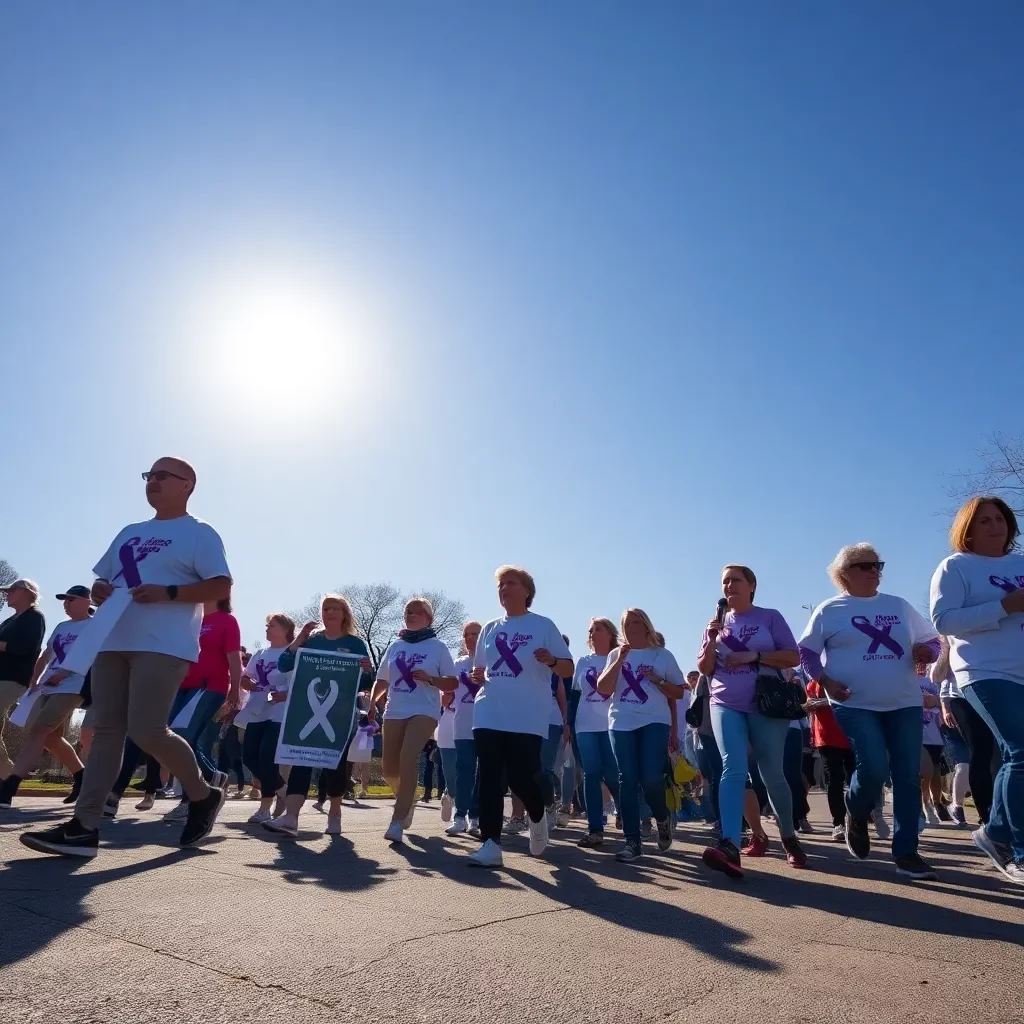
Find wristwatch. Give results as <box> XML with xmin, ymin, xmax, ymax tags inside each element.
<box><xmin>166</xmin><ymin>585</ymin><xmax>178</xmax><ymax>601</ymax></box>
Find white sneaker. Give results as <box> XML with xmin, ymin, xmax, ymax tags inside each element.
<box><xmin>467</xmin><ymin>838</ymin><xmax>503</xmax><ymax>868</ymax></box>
<box><xmin>385</xmin><ymin>821</ymin><xmax>404</xmax><ymax>843</ymax></box>
<box><xmin>163</xmin><ymin>799</ymin><xmax>189</xmax><ymax>823</ymax></box>
<box><xmin>556</xmin><ymin>809</ymin><xmax>571</xmax><ymax>828</ymax></box>
<box><xmin>924</xmin><ymin>802</ymin><xmax>942</xmax><ymax>827</ymax></box>
<box><xmin>441</xmin><ymin>793</ymin><xmax>453</xmax><ymax>823</ymax></box>
<box><xmin>248</xmin><ymin>808</ymin><xmax>272</xmax><ymax>824</ymax></box>
<box><xmin>402</xmin><ymin>808</ymin><xmax>414</xmax><ymax>830</ymax></box>
<box><xmin>468</xmin><ymin>818</ymin><xmax>481</xmax><ymax>836</ymax></box>
<box><xmin>529</xmin><ymin>811</ymin><xmax>550</xmax><ymax>856</ymax></box>
<box><xmin>445</xmin><ymin>815</ymin><xmax>468</xmax><ymax>836</ymax></box>
<box><xmin>325</xmin><ymin>813</ymin><xmax>341</xmax><ymax>835</ymax></box>
<box><xmin>103</xmin><ymin>796</ymin><xmax>119</xmax><ymax>819</ymax></box>
<box><xmin>831</xmin><ymin>824</ymin><xmax>846</xmax><ymax>842</ymax></box>
<box><xmin>870</xmin><ymin>808</ymin><xmax>891</xmax><ymax>840</ymax></box>
<box><xmin>262</xmin><ymin>812</ymin><xmax>298</xmax><ymax>837</ymax></box>
<box><xmin>503</xmin><ymin>816</ymin><xmax>527</xmax><ymax>835</ymax></box>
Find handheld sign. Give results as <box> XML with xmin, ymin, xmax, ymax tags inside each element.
<box><xmin>275</xmin><ymin>648</ymin><xmax>361</xmax><ymax>768</ymax></box>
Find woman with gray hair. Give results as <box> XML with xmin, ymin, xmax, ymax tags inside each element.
<box><xmin>798</xmin><ymin>543</ymin><xmax>942</xmax><ymax>881</ymax></box>
<box><xmin>0</xmin><ymin>579</ymin><xmax>46</xmax><ymax>781</ymax></box>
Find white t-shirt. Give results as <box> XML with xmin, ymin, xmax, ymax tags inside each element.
<box><xmin>921</xmin><ymin>678</ymin><xmax>943</xmax><ymax>746</ymax></box>
<box><xmin>573</xmin><ymin>652</ymin><xmax>612</xmax><ymax>734</ymax></box>
<box><xmin>93</xmin><ymin>515</ymin><xmax>232</xmax><ymax>662</ymax></box>
<box><xmin>607</xmin><ymin>647</ymin><xmax>684</xmax><ymax>732</ymax></box>
<box><xmin>452</xmin><ymin>654</ymin><xmax>480</xmax><ymax>741</ymax></box>
<box><xmin>472</xmin><ymin>612</ymin><xmax>573</xmax><ymax>737</ymax></box>
<box><xmin>377</xmin><ymin>637</ymin><xmax>457</xmax><ymax>721</ymax></box>
<box><xmin>930</xmin><ymin>551</ymin><xmax>1024</xmax><ymax>689</ymax></box>
<box><xmin>435</xmin><ymin>700</ymin><xmax>456</xmax><ymax>748</ymax></box>
<box><xmin>240</xmin><ymin>646</ymin><xmax>291</xmax><ymax>725</ymax></box>
<box><xmin>39</xmin><ymin>619</ymin><xmax>92</xmax><ymax>695</ymax></box>
<box><xmin>799</xmin><ymin>593</ymin><xmax>938</xmax><ymax>712</ymax></box>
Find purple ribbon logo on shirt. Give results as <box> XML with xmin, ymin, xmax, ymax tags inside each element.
<box><xmin>459</xmin><ymin>671</ymin><xmax>481</xmax><ymax>702</ymax></box>
<box><xmin>115</xmin><ymin>542</ymin><xmax>143</xmax><ymax>589</ymax></box>
<box><xmin>989</xmin><ymin>574</ymin><xmax>1024</xmax><ymax>594</ymax></box>
<box><xmin>620</xmin><ymin>664</ymin><xmax>649</xmax><ymax>704</ymax></box>
<box><xmin>394</xmin><ymin>652</ymin><xmax>426</xmax><ymax>692</ymax></box>
<box><xmin>585</xmin><ymin>666</ymin><xmax>609</xmax><ymax>703</ymax></box>
<box><xmin>492</xmin><ymin>632</ymin><xmax>525</xmax><ymax>676</ymax></box>
<box><xmin>851</xmin><ymin>616</ymin><xmax>904</xmax><ymax>657</ymax></box>
<box><xmin>720</xmin><ymin>634</ymin><xmax>749</xmax><ymax>653</ymax></box>
<box><xmin>253</xmin><ymin>660</ymin><xmax>273</xmax><ymax>691</ymax></box>
<box><xmin>51</xmin><ymin>634</ymin><xmax>74</xmax><ymax>665</ymax></box>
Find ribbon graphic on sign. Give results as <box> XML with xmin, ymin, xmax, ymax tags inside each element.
<box><xmin>492</xmin><ymin>632</ymin><xmax>524</xmax><ymax>675</ymax></box>
<box><xmin>851</xmin><ymin>616</ymin><xmax>904</xmax><ymax>657</ymax></box>
<box><xmin>299</xmin><ymin>677</ymin><xmax>339</xmax><ymax>741</ymax></box>
<box><xmin>620</xmin><ymin>664</ymin><xmax>649</xmax><ymax>703</ymax></box>
<box><xmin>118</xmin><ymin>543</ymin><xmax>143</xmax><ymax>589</ymax></box>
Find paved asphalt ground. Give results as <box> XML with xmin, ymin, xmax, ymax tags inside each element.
<box><xmin>0</xmin><ymin>792</ymin><xmax>1021</xmax><ymax>1024</ymax></box>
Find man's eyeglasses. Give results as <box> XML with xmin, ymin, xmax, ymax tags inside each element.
<box><xmin>142</xmin><ymin>470</ymin><xmax>188</xmax><ymax>482</ymax></box>
<box><xmin>848</xmin><ymin>561</ymin><xmax>885</xmax><ymax>572</ymax></box>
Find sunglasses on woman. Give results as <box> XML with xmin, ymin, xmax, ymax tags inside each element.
<box><xmin>849</xmin><ymin>561</ymin><xmax>885</xmax><ymax>572</ymax></box>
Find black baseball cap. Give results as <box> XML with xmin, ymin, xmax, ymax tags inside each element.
<box><xmin>56</xmin><ymin>585</ymin><xmax>92</xmax><ymax>601</ymax></box>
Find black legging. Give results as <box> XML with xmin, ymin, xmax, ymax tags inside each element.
<box><xmin>819</xmin><ymin>746</ymin><xmax>856</xmax><ymax>826</ymax></box>
<box><xmin>474</xmin><ymin>727</ymin><xmax>546</xmax><ymax>843</ymax></box>
<box><xmin>241</xmin><ymin>721</ymin><xmax>282</xmax><ymax>795</ymax></box>
<box><xmin>218</xmin><ymin>725</ymin><xmax>246</xmax><ymax>789</ymax></box>
<box><xmin>287</xmin><ymin>764</ymin><xmax>347</xmax><ymax>799</ymax></box>
<box><xmin>112</xmin><ymin>740</ymin><xmax>163</xmax><ymax>798</ymax></box>
<box><xmin>949</xmin><ymin>696</ymin><xmax>999</xmax><ymax>823</ymax></box>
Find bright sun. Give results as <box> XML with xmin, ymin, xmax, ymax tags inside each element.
<box><xmin>186</xmin><ymin>262</ymin><xmax>370</xmax><ymax>424</ymax></box>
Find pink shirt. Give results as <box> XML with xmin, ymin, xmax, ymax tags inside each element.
<box><xmin>181</xmin><ymin>611</ymin><xmax>241</xmax><ymax>695</ymax></box>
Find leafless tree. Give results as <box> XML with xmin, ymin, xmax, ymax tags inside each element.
<box><xmin>287</xmin><ymin>582</ymin><xmax>466</xmax><ymax>671</ymax></box>
<box><xmin>947</xmin><ymin>432</ymin><xmax>1024</xmax><ymax>514</ymax></box>
<box><xmin>0</xmin><ymin>559</ymin><xmax>17</xmax><ymax>591</ymax></box>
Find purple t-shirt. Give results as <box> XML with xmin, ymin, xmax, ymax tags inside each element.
<box><xmin>705</xmin><ymin>607</ymin><xmax>797</xmax><ymax>713</ymax></box>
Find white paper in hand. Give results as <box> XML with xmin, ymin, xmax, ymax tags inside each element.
<box><xmin>9</xmin><ymin>689</ymin><xmax>42</xmax><ymax>728</ymax></box>
<box><xmin>59</xmin><ymin>589</ymin><xmax>134</xmax><ymax>676</ymax></box>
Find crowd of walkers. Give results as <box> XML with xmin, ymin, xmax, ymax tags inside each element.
<box><xmin>0</xmin><ymin>457</ymin><xmax>1021</xmax><ymax>891</ymax></box>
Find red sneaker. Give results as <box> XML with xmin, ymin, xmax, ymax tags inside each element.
<box><xmin>741</xmin><ymin>833</ymin><xmax>769</xmax><ymax>857</ymax></box>
<box><xmin>782</xmin><ymin>836</ymin><xmax>808</xmax><ymax>868</ymax></box>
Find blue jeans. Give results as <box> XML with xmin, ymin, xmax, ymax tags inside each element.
<box><xmin>438</xmin><ymin>746</ymin><xmax>457</xmax><ymax>799</ymax></box>
<box><xmin>784</xmin><ymin>726</ymin><xmax>809</xmax><ymax>827</ymax></box>
<box><xmin>170</xmin><ymin>688</ymin><xmax>225</xmax><ymax>781</ymax></box>
<box><xmin>964</xmin><ymin>679</ymin><xmax>1024</xmax><ymax>863</ymax></box>
<box><xmin>694</xmin><ymin>732</ymin><xmax>722</xmax><ymax>826</ymax></box>
<box><xmin>539</xmin><ymin>723</ymin><xmax>563</xmax><ymax>807</ymax></box>
<box><xmin>710</xmin><ymin>704</ymin><xmax>794</xmax><ymax>847</ymax></box>
<box><xmin>832</xmin><ymin>704</ymin><xmax>922</xmax><ymax>860</ymax></box>
<box><xmin>453</xmin><ymin>738</ymin><xmax>480</xmax><ymax>819</ymax></box>
<box><xmin>609</xmin><ymin>723</ymin><xmax>670</xmax><ymax>842</ymax></box>
<box><xmin>576</xmin><ymin>729</ymin><xmax>620</xmax><ymax>834</ymax></box>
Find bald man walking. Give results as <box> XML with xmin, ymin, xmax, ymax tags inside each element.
<box><xmin>21</xmin><ymin>457</ymin><xmax>235</xmax><ymax>857</ymax></box>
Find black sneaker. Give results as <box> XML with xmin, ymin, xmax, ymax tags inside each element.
<box><xmin>0</xmin><ymin>774</ymin><xmax>23</xmax><ymax>806</ymax></box>
<box><xmin>179</xmin><ymin>786</ymin><xmax>225</xmax><ymax>847</ymax></box>
<box><xmin>616</xmin><ymin>839</ymin><xmax>643</xmax><ymax>862</ymax></box>
<box><xmin>702</xmin><ymin>838</ymin><xmax>743</xmax><ymax>879</ymax></box>
<box><xmin>895</xmin><ymin>853</ymin><xmax>938</xmax><ymax>881</ymax></box>
<box><xmin>20</xmin><ymin>818</ymin><xmax>99</xmax><ymax>858</ymax></box>
<box><xmin>577</xmin><ymin>832</ymin><xmax>604</xmax><ymax>848</ymax></box>
<box><xmin>656</xmin><ymin>817</ymin><xmax>673</xmax><ymax>852</ymax></box>
<box><xmin>639</xmin><ymin>819</ymin><xmax>653</xmax><ymax>839</ymax></box>
<box><xmin>845</xmin><ymin>812</ymin><xmax>870</xmax><ymax>860</ymax></box>
<box><xmin>936</xmin><ymin>803</ymin><xmax>952</xmax><ymax>823</ymax></box>
<box><xmin>63</xmin><ymin>769</ymin><xmax>84</xmax><ymax>805</ymax></box>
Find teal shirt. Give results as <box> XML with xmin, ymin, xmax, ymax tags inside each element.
<box><xmin>277</xmin><ymin>632</ymin><xmax>374</xmax><ymax>690</ymax></box>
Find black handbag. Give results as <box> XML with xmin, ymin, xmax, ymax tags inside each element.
<box><xmin>755</xmin><ymin>667</ymin><xmax>806</xmax><ymax>720</ymax></box>
<box><xmin>684</xmin><ymin>694</ymin><xmax>705</xmax><ymax>729</ymax></box>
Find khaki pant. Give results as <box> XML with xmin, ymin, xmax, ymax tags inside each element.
<box><xmin>26</xmin><ymin>692</ymin><xmax>82</xmax><ymax>732</ymax></box>
<box><xmin>76</xmin><ymin>651</ymin><xmax>207</xmax><ymax>830</ymax></box>
<box><xmin>381</xmin><ymin>715</ymin><xmax>438</xmax><ymax>825</ymax></box>
<box><xmin>0</xmin><ymin>680</ymin><xmax>27</xmax><ymax>777</ymax></box>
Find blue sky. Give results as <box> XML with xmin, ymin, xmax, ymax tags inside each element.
<box><xmin>2</xmin><ymin>2</ymin><xmax>1022</xmax><ymax>658</ymax></box>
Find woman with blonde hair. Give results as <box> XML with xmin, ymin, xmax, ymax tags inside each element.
<box><xmin>573</xmin><ymin>617</ymin><xmax>621</xmax><ymax>848</ymax></box>
<box><xmin>598</xmin><ymin>608</ymin><xmax>686</xmax><ymax>862</ymax></box>
<box><xmin>264</xmin><ymin>594</ymin><xmax>373</xmax><ymax>837</ymax></box>
<box><xmin>467</xmin><ymin>566</ymin><xmax>572</xmax><ymax>868</ymax></box>
<box><xmin>697</xmin><ymin>565</ymin><xmax>806</xmax><ymax>879</ymax></box>
<box><xmin>800</xmin><ymin>544</ymin><xmax>940</xmax><ymax>881</ymax></box>
<box><xmin>368</xmin><ymin>597</ymin><xmax>458</xmax><ymax>844</ymax></box>
<box><xmin>931</xmin><ymin>496</ymin><xmax>1024</xmax><ymax>885</ymax></box>
<box><xmin>446</xmin><ymin>620</ymin><xmax>482</xmax><ymax>837</ymax></box>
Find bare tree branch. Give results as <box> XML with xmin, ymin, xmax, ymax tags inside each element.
<box><xmin>945</xmin><ymin>432</ymin><xmax>1024</xmax><ymax>514</ymax></box>
<box><xmin>0</xmin><ymin>559</ymin><xmax>17</xmax><ymax>590</ymax></box>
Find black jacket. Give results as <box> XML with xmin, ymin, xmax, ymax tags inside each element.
<box><xmin>0</xmin><ymin>607</ymin><xmax>46</xmax><ymax>686</ymax></box>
